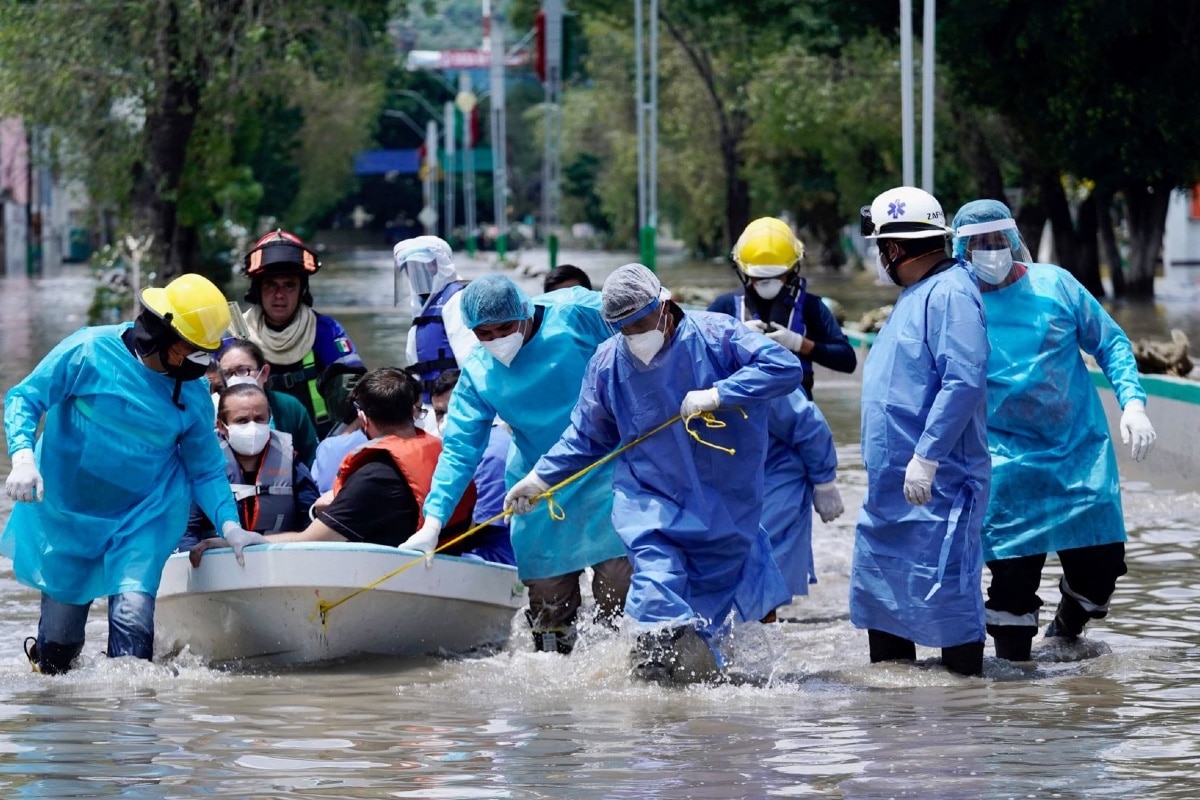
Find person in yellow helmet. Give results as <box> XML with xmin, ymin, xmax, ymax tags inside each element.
<box><xmin>3</xmin><ymin>273</ymin><xmax>265</xmax><ymax>674</ymax></box>
<box><xmin>708</xmin><ymin>217</ymin><xmax>856</xmax><ymax>399</ymax></box>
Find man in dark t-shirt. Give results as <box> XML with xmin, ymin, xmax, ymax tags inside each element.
<box><xmin>189</xmin><ymin>368</ymin><xmax>448</xmax><ymax>564</ymax></box>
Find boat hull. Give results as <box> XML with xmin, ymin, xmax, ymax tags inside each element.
<box><xmin>155</xmin><ymin>543</ymin><xmax>525</xmax><ymax>666</ymax></box>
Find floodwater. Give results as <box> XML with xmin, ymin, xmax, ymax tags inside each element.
<box><xmin>0</xmin><ymin>249</ymin><xmax>1198</xmax><ymax>798</ymax></box>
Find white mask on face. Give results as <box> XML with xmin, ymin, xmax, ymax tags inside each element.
<box><xmin>753</xmin><ymin>278</ymin><xmax>784</xmax><ymax>300</ymax></box>
<box><xmin>481</xmin><ymin>327</ymin><xmax>524</xmax><ymax>367</ymax></box>
<box><xmin>875</xmin><ymin>252</ymin><xmax>896</xmax><ymax>286</ymax></box>
<box><xmin>971</xmin><ymin>249</ymin><xmax>1014</xmax><ymax>285</ymax></box>
<box><xmin>225</xmin><ymin>421</ymin><xmax>271</xmax><ymax>457</ymax></box>
<box><xmin>625</xmin><ymin>330</ymin><xmax>665</xmax><ymax>365</ymax></box>
<box><xmin>224</xmin><ymin>373</ymin><xmax>261</xmax><ymax>389</ymax></box>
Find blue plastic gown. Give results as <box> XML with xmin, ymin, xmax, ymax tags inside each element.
<box><xmin>423</xmin><ymin>286</ymin><xmax>626</xmax><ymax>581</ymax></box>
<box><xmin>3</xmin><ymin>325</ymin><xmax>239</xmax><ymax>605</ymax></box>
<box><xmin>534</xmin><ymin>311</ymin><xmax>800</xmax><ymax>638</ymax></box>
<box><xmin>852</xmin><ymin>262</ymin><xmax>991</xmax><ymax>648</ymax></box>
<box><xmin>981</xmin><ymin>263</ymin><xmax>1144</xmax><ymax>561</ymax></box>
<box><xmin>763</xmin><ymin>389</ymin><xmax>838</xmax><ymax>596</ymax></box>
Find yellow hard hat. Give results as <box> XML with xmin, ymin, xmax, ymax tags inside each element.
<box><xmin>140</xmin><ymin>273</ymin><xmax>231</xmax><ymax>351</ymax></box>
<box><xmin>732</xmin><ymin>217</ymin><xmax>805</xmax><ymax>278</ymax></box>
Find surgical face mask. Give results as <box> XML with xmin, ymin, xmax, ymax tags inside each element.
<box><xmin>224</xmin><ymin>373</ymin><xmax>261</xmax><ymax>388</ymax></box>
<box><xmin>971</xmin><ymin>249</ymin><xmax>1014</xmax><ymax>285</ymax></box>
<box><xmin>225</xmin><ymin>421</ymin><xmax>270</xmax><ymax>457</ymax></box>
<box><xmin>625</xmin><ymin>329</ymin><xmax>665</xmax><ymax>365</ymax></box>
<box><xmin>875</xmin><ymin>253</ymin><xmax>896</xmax><ymax>286</ymax></box>
<box><xmin>753</xmin><ymin>278</ymin><xmax>784</xmax><ymax>300</ymax></box>
<box><xmin>481</xmin><ymin>328</ymin><xmax>524</xmax><ymax>367</ymax></box>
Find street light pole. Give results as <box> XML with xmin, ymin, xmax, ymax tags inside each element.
<box><xmin>489</xmin><ymin>10</ymin><xmax>509</xmax><ymax>259</ymax></box>
<box><xmin>542</xmin><ymin>0</ymin><xmax>564</xmax><ymax>271</ymax></box>
<box><xmin>634</xmin><ymin>0</ymin><xmax>658</xmax><ymax>271</ymax></box>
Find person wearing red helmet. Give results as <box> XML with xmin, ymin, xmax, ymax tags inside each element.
<box><xmin>238</xmin><ymin>230</ymin><xmax>366</xmax><ymax>439</ymax></box>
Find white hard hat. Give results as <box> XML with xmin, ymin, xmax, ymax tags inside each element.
<box><xmin>861</xmin><ymin>186</ymin><xmax>951</xmax><ymax>240</ymax></box>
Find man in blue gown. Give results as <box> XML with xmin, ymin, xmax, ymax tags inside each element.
<box><xmin>951</xmin><ymin>199</ymin><xmax>1157</xmax><ymax>661</ymax></box>
<box><xmin>853</xmin><ymin>186</ymin><xmax>992</xmax><ymax>677</ymax></box>
<box><xmin>400</xmin><ymin>275</ymin><xmax>630</xmax><ymax>655</ymax></box>
<box><xmin>4</xmin><ymin>274</ymin><xmax>263</xmax><ymax>674</ymax></box>
<box><xmin>505</xmin><ymin>263</ymin><xmax>802</xmax><ymax>683</ymax></box>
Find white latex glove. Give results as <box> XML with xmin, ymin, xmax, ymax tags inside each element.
<box><xmin>1119</xmin><ymin>399</ymin><xmax>1156</xmax><ymax>462</ymax></box>
<box><xmin>221</xmin><ymin>521</ymin><xmax>267</xmax><ymax>566</ymax></box>
<box><xmin>680</xmin><ymin>387</ymin><xmax>721</xmax><ymax>418</ymax></box>
<box><xmin>504</xmin><ymin>471</ymin><xmax>550</xmax><ymax>516</ymax></box>
<box><xmin>744</xmin><ymin>319</ymin><xmax>768</xmax><ymax>334</ymax></box>
<box><xmin>813</xmin><ymin>482</ymin><xmax>844</xmax><ymax>523</ymax></box>
<box><xmin>766</xmin><ymin>326</ymin><xmax>806</xmax><ymax>353</ymax></box>
<box><xmin>399</xmin><ymin>516</ymin><xmax>443</xmax><ymax>565</ymax></box>
<box><xmin>4</xmin><ymin>449</ymin><xmax>43</xmax><ymax>502</ymax></box>
<box><xmin>902</xmin><ymin>454</ymin><xmax>939</xmax><ymax>506</ymax></box>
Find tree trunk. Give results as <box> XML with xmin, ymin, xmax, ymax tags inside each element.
<box><xmin>130</xmin><ymin>0</ymin><xmax>201</xmax><ymax>279</ymax></box>
<box><xmin>1122</xmin><ymin>180</ymin><xmax>1171</xmax><ymax>298</ymax></box>
<box><xmin>1041</xmin><ymin>173</ymin><xmax>1104</xmax><ymax>297</ymax></box>
<box><xmin>1094</xmin><ymin>188</ymin><xmax>1127</xmax><ymax>297</ymax></box>
<box><xmin>720</xmin><ymin>113</ymin><xmax>750</xmax><ymax>255</ymax></box>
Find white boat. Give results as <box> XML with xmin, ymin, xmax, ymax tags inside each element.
<box><xmin>839</xmin><ymin>328</ymin><xmax>1199</xmax><ymax>492</ymax></box>
<box><xmin>155</xmin><ymin>543</ymin><xmax>526</xmax><ymax>667</ymax></box>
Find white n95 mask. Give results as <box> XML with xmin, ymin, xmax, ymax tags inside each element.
<box><xmin>971</xmin><ymin>249</ymin><xmax>1014</xmax><ymax>284</ymax></box>
<box><xmin>224</xmin><ymin>373</ymin><xmax>261</xmax><ymax>388</ymax></box>
<box><xmin>625</xmin><ymin>330</ymin><xmax>665</xmax><ymax>365</ymax></box>
<box><xmin>481</xmin><ymin>331</ymin><xmax>524</xmax><ymax>367</ymax></box>
<box><xmin>753</xmin><ymin>279</ymin><xmax>784</xmax><ymax>300</ymax></box>
<box><xmin>226</xmin><ymin>422</ymin><xmax>270</xmax><ymax>457</ymax></box>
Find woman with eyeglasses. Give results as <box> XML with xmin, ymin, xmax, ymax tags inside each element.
<box><xmin>215</xmin><ymin>340</ymin><xmax>319</xmax><ymax>468</ymax></box>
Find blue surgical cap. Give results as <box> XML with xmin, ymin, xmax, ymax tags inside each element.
<box><xmin>460</xmin><ymin>274</ymin><xmax>533</xmax><ymax>329</ymax></box>
<box><xmin>951</xmin><ymin>199</ymin><xmax>1019</xmax><ymax>259</ymax></box>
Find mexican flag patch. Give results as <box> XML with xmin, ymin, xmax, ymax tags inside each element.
<box><xmin>335</xmin><ymin>337</ymin><xmax>353</xmax><ymax>354</ymax></box>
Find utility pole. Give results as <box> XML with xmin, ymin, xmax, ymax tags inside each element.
<box><xmin>900</xmin><ymin>0</ymin><xmax>915</xmax><ymax>187</ymax></box>
<box><xmin>420</xmin><ymin>120</ymin><xmax>439</xmax><ymax>235</ymax></box>
<box><xmin>541</xmin><ymin>0</ymin><xmax>564</xmax><ymax>271</ymax></box>
<box><xmin>634</xmin><ymin>0</ymin><xmax>658</xmax><ymax>271</ymax></box>
<box><xmin>489</xmin><ymin>5</ymin><xmax>509</xmax><ymax>259</ymax></box>
<box><xmin>921</xmin><ymin>0</ymin><xmax>936</xmax><ymax>193</ymax></box>
<box><xmin>443</xmin><ymin>101</ymin><xmax>456</xmax><ymax>243</ymax></box>
<box><xmin>457</xmin><ymin>72</ymin><xmax>479</xmax><ymax>257</ymax></box>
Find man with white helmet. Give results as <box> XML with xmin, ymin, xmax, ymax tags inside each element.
<box><xmin>951</xmin><ymin>198</ymin><xmax>1156</xmax><ymax>662</ymax></box>
<box><xmin>394</xmin><ymin>235</ymin><xmax>475</xmax><ymax>404</ymax></box>
<box><xmin>709</xmin><ymin>217</ymin><xmax>856</xmax><ymax>400</ymax></box>
<box><xmin>851</xmin><ymin>186</ymin><xmax>991</xmax><ymax>677</ymax></box>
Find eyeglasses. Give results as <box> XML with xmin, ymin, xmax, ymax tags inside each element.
<box><xmin>221</xmin><ymin>365</ymin><xmax>259</xmax><ymax>379</ymax></box>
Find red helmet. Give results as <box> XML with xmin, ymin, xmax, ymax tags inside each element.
<box><xmin>242</xmin><ymin>229</ymin><xmax>320</xmax><ymax>276</ymax></box>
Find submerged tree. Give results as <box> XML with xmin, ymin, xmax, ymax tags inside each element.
<box><xmin>0</xmin><ymin>0</ymin><xmax>396</xmax><ymax>279</ymax></box>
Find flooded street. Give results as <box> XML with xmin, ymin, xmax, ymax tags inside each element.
<box><xmin>0</xmin><ymin>250</ymin><xmax>1199</xmax><ymax>798</ymax></box>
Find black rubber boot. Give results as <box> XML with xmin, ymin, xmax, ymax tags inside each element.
<box><xmin>525</xmin><ymin>609</ymin><xmax>577</xmax><ymax>654</ymax></box>
<box><xmin>992</xmin><ymin>633</ymin><xmax>1034</xmax><ymax>662</ymax></box>
<box><xmin>631</xmin><ymin>627</ymin><xmax>721</xmax><ymax>685</ymax></box>
<box><xmin>942</xmin><ymin>641</ymin><xmax>984</xmax><ymax>677</ymax></box>
<box><xmin>868</xmin><ymin>629</ymin><xmax>917</xmax><ymax>663</ymax></box>
<box><xmin>1045</xmin><ymin>593</ymin><xmax>1091</xmax><ymax>641</ymax></box>
<box><xmin>32</xmin><ymin>639</ymin><xmax>84</xmax><ymax>675</ymax></box>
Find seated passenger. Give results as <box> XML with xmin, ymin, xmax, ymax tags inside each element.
<box><xmin>217</xmin><ymin>339</ymin><xmax>320</xmax><ymax>468</ymax></box>
<box><xmin>430</xmin><ymin>369</ymin><xmax>515</xmax><ymax>566</ymax></box>
<box><xmin>189</xmin><ymin>367</ymin><xmax>477</xmax><ymax>563</ymax></box>
<box><xmin>178</xmin><ymin>383</ymin><xmax>320</xmax><ymax>551</ymax></box>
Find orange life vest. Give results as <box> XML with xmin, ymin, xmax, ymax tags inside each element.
<box><xmin>332</xmin><ymin>432</ymin><xmax>476</xmax><ymax>534</ymax></box>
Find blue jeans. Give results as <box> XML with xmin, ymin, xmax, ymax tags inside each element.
<box><xmin>36</xmin><ymin>591</ymin><xmax>156</xmax><ymax>674</ymax></box>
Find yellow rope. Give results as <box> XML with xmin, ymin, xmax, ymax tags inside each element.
<box><xmin>310</xmin><ymin>407</ymin><xmax>744</xmax><ymax>628</ymax></box>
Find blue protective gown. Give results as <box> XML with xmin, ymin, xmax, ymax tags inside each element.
<box><xmin>763</xmin><ymin>389</ymin><xmax>838</xmax><ymax>596</ymax></box>
<box><xmin>852</xmin><ymin>261</ymin><xmax>991</xmax><ymax>648</ymax></box>
<box><xmin>3</xmin><ymin>325</ymin><xmax>239</xmax><ymax>605</ymax></box>
<box><xmin>980</xmin><ymin>263</ymin><xmax>1145</xmax><ymax>561</ymax></box>
<box><xmin>423</xmin><ymin>286</ymin><xmax>626</xmax><ymax>581</ymax></box>
<box><xmin>533</xmin><ymin>311</ymin><xmax>801</xmax><ymax>638</ymax></box>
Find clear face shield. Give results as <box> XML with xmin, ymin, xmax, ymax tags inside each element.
<box><xmin>394</xmin><ymin>252</ymin><xmax>446</xmax><ymax>311</ymax></box>
<box><xmin>955</xmin><ymin>218</ymin><xmax>1032</xmax><ymax>263</ymax></box>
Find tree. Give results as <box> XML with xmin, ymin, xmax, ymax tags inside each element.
<box><xmin>0</xmin><ymin>1</ymin><xmax>396</xmax><ymax>280</ymax></box>
<box><xmin>942</xmin><ymin>0</ymin><xmax>1200</xmax><ymax>297</ymax></box>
